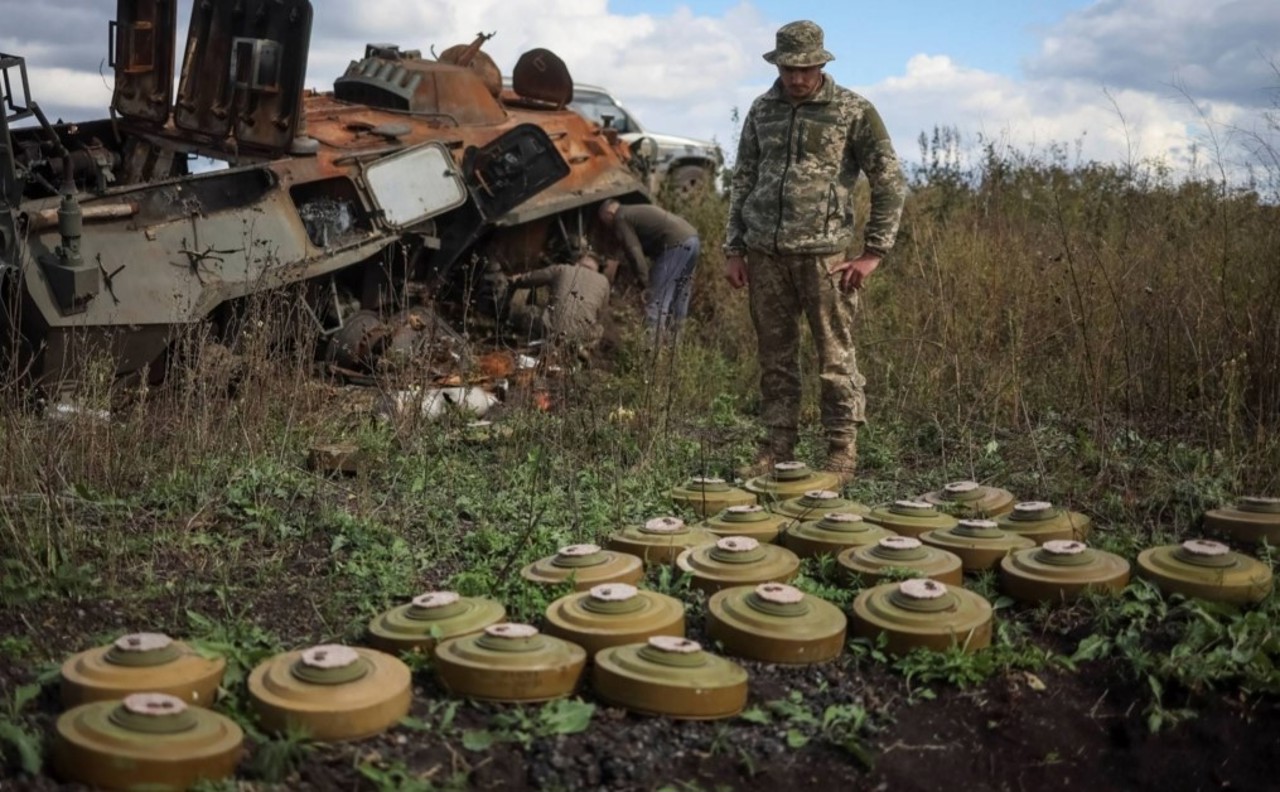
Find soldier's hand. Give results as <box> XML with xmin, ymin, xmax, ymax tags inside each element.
<box><xmin>830</xmin><ymin>254</ymin><xmax>882</xmax><ymax>292</ymax></box>
<box><xmin>725</xmin><ymin>255</ymin><xmax>748</xmax><ymax>289</ymax></box>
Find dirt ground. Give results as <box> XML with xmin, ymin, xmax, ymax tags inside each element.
<box><xmin>2</xmin><ymin>587</ymin><xmax>1276</xmax><ymax>792</ymax></box>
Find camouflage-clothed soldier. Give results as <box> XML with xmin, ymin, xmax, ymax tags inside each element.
<box><xmin>724</xmin><ymin>20</ymin><xmax>907</xmax><ymax>480</ymax></box>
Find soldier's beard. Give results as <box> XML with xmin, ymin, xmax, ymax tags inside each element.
<box><xmin>781</xmin><ymin>73</ymin><xmax>823</xmax><ymax>102</ymax></box>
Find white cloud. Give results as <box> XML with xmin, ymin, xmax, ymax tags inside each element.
<box><xmin>307</xmin><ymin>3</ymin><xmax>766</xmax><ymax>90</ymax></box>
<box><xmin>860</xmin><ymin>54</ymin><xmax>1259</xmax><ymax>179</ymax></box>
<box><xmin>304</xmin><ymin>0</ymin><xmax>773</xmax><ymax>155</ymax></box>
<box><xmin>1028</xmin><ymin>0</ymin><xmax>1280</xmax><ymax>108</ymax></box>
<box><xmin>4</xmin><ymin>0</ymin><xmax>1274</xmax><ymax>186</ymax></box>
<box><xmin>19</xmin><ymin>67</ymin><xmax>114</xmax><ymax>118</ymax></box>
<box><xmin>5</xmin><ymin>0</ymin><xmax>767</xmax><ymax>147</ymax></box>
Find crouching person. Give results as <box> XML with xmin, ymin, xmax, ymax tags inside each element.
<box><xmin>503</xmin><ymin>254</ymin><xmax>612</xmax><ymax>359</ymax></box>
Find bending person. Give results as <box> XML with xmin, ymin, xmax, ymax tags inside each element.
<box><xmin>598</xmin><ymin>199</ymin><xmax>700</xmax><ymax>343</ymax></box>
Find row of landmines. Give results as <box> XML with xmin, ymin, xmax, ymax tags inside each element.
<box><xmin>46</xmin><ymin>466</ymin><xmax>1280</xmax><ymax>790</ymax></box>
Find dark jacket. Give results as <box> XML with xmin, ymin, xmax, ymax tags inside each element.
<box><xmin>612</xmin><ymin>204</ymin><xmax>697</xmax><ymax>286</ymax></box>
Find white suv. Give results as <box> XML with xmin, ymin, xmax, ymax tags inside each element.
<box><xmin>570</xmin><ymin>83</ymin><xmax>723</xmax><ymax>197</ymax></box>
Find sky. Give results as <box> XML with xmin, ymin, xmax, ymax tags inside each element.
<box><xmin>3</xmin><ymin>0</ymin><xmax>1278</xmax><ymax>181</ymax></box>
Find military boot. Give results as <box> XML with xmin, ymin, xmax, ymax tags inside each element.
<box><xmin>736</xmin><ymin>431</ymin><xmax>797</xmax><ymax>480</ymax></box>
<box><xmin>823</xmin><ymin>436</ymin><xmax>858</xmax><ymax>484</ymax></box>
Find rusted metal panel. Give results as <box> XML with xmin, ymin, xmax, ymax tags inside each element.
<box><xmin>335</xmin><ymin>59</ymin><xmax>505</xmax><ymax>125</ymax></box>
<box><xmin>174</xmin><ymin>0</ymin><xmax>237</xmax><ymax>139</ymax></box>
<box><xmin>512</xmin><ymin>48</ymin><xmax>574</xmax><ymax>108</ymax></box>
<box><xmin>175</xmin><ymin>0</ymin><xmax>312</xmax><ymax>154</ymax></box>
<box><xmin>111</xmin><ymin>0</ymin><xmax>178</xmax><ymax>125</ymax></box>
<box><xmin>7</xmin><ymin>9</ymin><xmax>653</xmax><ymax>386</ymax></box>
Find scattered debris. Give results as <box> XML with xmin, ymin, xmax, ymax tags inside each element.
<box><xmin>48</xmin><ymin>403</ymin><xmax>112</xmax><ymax>423</ymax></box>
<box><xmin>307</xmin><ymin>443</ymin><xmax>365</xmax><ymax>476</ymax></box>
<box><xmin>375</xmin><ymin>387</ymin><xmax>500</xmax><ymax>421</ymax></box>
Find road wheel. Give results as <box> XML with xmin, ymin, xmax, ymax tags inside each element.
<box><xmin>667</xmin><ymin>164</ymin><xmax>712</xmax><ymax>201</ymax></box>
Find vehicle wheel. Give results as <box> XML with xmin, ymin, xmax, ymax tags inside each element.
<box><xmin>327</xmin><ymin>309</ymin><xmax>390</xmax><ymax>370</ymax></box>
<box><xmin>668</xmin><ymin>164</ymin><xmax>712</xmax><ymax>200</ymax></box>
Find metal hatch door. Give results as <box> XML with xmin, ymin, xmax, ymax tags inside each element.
<box><xmin>2</xmin><ymin>54</ymin><xmax>30</xmax><ymax>208</ymax></box>
<box><xmin>174</xmin><ymin>0</ymin><xmax>313</xmax><ymax>154</ymax></box>
<box><xmin>511</xmin><ymin>48</ymin><xmax>574</xmax><ymax>107</ymax></box>
<box><xmin>111</xmin><ymin>0</ymin><xmax>178</xmax><ymax>124</ymax></box>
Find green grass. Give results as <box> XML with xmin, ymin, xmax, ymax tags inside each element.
<box><xmin>1072</xmin><ymin>579</ymin><xmax>1280</xmax><ymax>731</ymax></box>
<box><xmin>739</xmin><ymin>690</ymin><xmax>876</xmax><ymax>768</ymax></box>
<box><xmin>2</xmin><ymin>143</ymin><xmax>1280</xmax><ymax>784</ymax></box>
<box><xmin>0</xmin><ymin>684</ymin><xmax>42</xmax><ymax>776</ymax></box>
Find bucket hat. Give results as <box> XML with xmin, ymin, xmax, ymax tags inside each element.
<box><xmin>763</xmin><ymin>20</ymin><xmax>835</xmax><ymax>68</ymax></box>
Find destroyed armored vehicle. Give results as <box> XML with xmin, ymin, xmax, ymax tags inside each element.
<box><xmin>0</xmin><ymin>0</ymin><xmax>649</xmax><ymax>389</ymax></box>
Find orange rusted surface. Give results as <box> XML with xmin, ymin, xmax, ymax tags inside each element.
<box><xmin>302</xmin><ymin>73</ymin><xmax>636</xmax><ymax>218</ymax></box>
<box><xmin>149</xmin><ymin>48</ymin><xmax>642</xmax><ymax>222</ymax></box>
<box><xmin>5</xmin><ymin>5</ymin><xmax>650</xmax><ymax>386</ymax></box>
<box><xmin>476</xmin><ymin>351</ymin><xmax>516</xmax><ymax>380</ymax></box>
<box><xmin>133</xmin><ymin>34</ymin><xmax>645</xmax><ymax>245</ymax></box>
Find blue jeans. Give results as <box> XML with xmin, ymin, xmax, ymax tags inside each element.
<box><xmin>647</xmin><ymin>236</ymin><xmax>700</xmax><ymax>341</ymax></box>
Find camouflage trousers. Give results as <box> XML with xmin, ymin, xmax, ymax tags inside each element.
<box><xmin>746</xmin><ymin>249</ymin><xmax>867</xmax><ymax>445</ymax></box>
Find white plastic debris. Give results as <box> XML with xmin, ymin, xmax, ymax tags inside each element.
<box><xmin>375</xmin><ymin>387</ymin><xmax>498</xmax><ymax>420</ymax></box>
<box><xmin>49</xmin><ymin>403</ymin><xmax>112</xmax><ymax>423</ymax></box>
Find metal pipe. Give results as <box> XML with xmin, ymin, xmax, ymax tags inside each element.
<box><xmin>26</xmin><ymin>201</ymin><xmax>139</xmax><ymax>232</ymax></box>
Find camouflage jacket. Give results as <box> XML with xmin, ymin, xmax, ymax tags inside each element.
<box><xmin>726</xmin><ymin>75</ymin><xmax>906</xmax><ymax>257</ymax></box>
